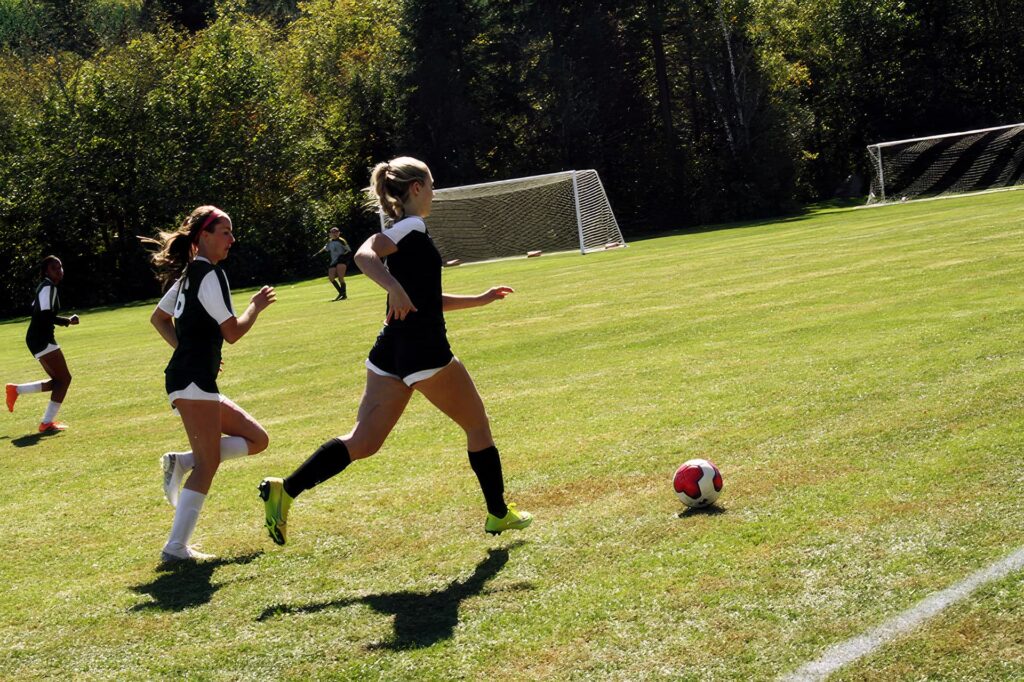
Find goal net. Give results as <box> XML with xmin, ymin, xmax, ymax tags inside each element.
<box><xmin>381</xmin><ymin>170</ymin><xmax>625</xmax><ymax>262</ymax></box>
<box><xmin>866</xmin><ymin>123</ymin><xmax>1024</xmax><ymax>204</ymax></box>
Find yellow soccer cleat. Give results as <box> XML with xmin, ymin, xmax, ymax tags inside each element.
<box><xmin>259</xmin><ymin>477</ymin><xmax>293</xmax><ymax>545</ymax></box>
<box><xmin>485</xmin><ymin>503</ymin><xmax>533</xmax><ymax>536</ymax></box>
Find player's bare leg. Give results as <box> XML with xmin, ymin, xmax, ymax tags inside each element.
<box><xmin>162</xmin><ymin>399</ymin><xmax>221</xmax><ymax>562</ymax></box>
<box><xmin>261</xmin><ymin>371</ymin><xmax>412</xmax><ymax>544</ymax></box>
<box><xmin>36</xmin><ymin>349</ymin><xmax>71</xmax><ymax>431</ymax></box>
<box><xmin>416</xmin><ymin>360</ymin><xmax>532</xmax><ymax>535</ymax></box>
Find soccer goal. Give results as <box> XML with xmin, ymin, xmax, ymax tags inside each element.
<box><xmin>381</xmin><ymin>170</ymin><xmax>625</xmax><ymax>263</ymax></box>
<box><xmin>866</xmin><ymin>122</ymin><xmax>1024</xmax><ymax>204</ymax></box>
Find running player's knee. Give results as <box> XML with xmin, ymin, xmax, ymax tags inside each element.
<box><xmin>250</xmin><ymin>426</ymin><xmax>270</xmax><ymax>454</ymax></box>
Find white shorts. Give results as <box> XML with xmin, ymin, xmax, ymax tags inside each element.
<box><xmin>34</xmin><ymin>343</ymin><xmax>60</xmax><ymax>359</ymax></box>
<box><xmin>168</xmin><ymin>382</ymin><xmax>224</xmax><ymax>413</ymax></box>
<box><xmin>366</xmin><ymin>356</ymin><xmax>456</xmax><ymax>387</ymax></box>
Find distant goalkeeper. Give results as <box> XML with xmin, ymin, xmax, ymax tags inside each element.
<box><xmin>314</xmin><ymin>227</ymin><xmax>352</xmax><ymax>300</ymax></box>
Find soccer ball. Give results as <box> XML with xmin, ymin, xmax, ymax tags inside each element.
<box><xmin>673</xmin><ymin>459</ymin><xmax>723</xmax><ymax>508</ymax></box>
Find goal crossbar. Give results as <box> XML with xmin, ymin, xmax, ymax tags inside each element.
<box><xmin>869</xmin><ymin>122</ymin><xmax>1024</xmax><ymax>150</ymax></box>
<box><xmin>432</xmin><ymin>170</ymin><xmax>577</xmax><ymax>200</ymax></box>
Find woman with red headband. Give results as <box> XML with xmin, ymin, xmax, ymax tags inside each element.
<box><xmin>146</xmin><ymin>205</ymin><xmax>276</xmax><ymax>563</ymax></box>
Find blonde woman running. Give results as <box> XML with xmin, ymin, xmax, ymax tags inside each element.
<box><xmin>147</xmin><ymin>206</ymin><xmax>276</xmax><ymax>562</ymax></box>
<box><xmin>260</xmin><ymin>157</ymin><xmax>532</xmax><ymax>544</ymax></box>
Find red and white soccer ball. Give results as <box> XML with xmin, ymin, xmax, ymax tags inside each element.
<box><xmin>673</xmin><ymin>458</ymin><xmax>723</xmax><ymax>508</ymax></box>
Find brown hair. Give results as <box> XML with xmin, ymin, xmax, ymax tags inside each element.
<box><xmin>141</xmin><ymin>205</ymin><xmax>228</xmax><ymax>288</ymax></box>
<box><xmin>365</xmin><ymin>156</ymin><xmax>431</xmax><ymax>220</ymax></box>
<box><xmin>40</xmin><ymin>255</ymin><xmax>61</xmax><ymax>278</ymax></box>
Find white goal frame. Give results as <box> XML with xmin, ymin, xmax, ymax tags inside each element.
<box><xmin>379</xmin><ymin>169</ymin><xmax>626</xmax><ymax>263</ymax></box>
<box><xmin>866</xmin><ymin>122</ymin><xmax>1024</xmax><ymax>204</ymax></box>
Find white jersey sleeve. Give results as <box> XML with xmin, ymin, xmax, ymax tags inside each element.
<box><xmin>197</xmin><ymin>270</ymin><xmax>235</xmax><ymax>324</ymax></box>
<box><xmin>157</xmin><ymin>280</ymin><xmax>181</xmax><ymax>315</ymax></box>
<box><xmin>37</xmin><ymin>284</ymin><xmax>53</xmax><ymax>312</ymax></box>
<box><xmin>381</xmin><ymin>216</ymin><xmax>426</xmax><ymax>245</ymax></box>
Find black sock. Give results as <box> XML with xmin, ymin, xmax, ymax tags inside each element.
<box><xmin>331</xmin><ymin>280</ymin><xmax>343</xmax><ymax>293</ymax></box>
<box><xmin>283</xmin><ymin>438</ymin><xmax>351</xmax><ymax>498</ymax></box>
<box><xmin>468</xmin><ymin>445</ymin><xmax>508</xmax><ymax>518</ymax></box>
<box><xmin>339</xmin><ymin>283</ymin><xmax>347</xmax><ymax>296</ymax></box>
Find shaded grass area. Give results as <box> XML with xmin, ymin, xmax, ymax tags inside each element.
<box><xmin>1</xmin><ymin>191</ymin><xmax>1022</xmax><ymax>679</ymax></box>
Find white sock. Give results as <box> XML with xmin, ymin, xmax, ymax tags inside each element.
<box><xmin>41</xmin><ymin>401</ymin><xmax>61</xmax><ymax>424</ymax></box>
<box><xmin>174</xmin><ymin>437</ymin><xmax>250</xmax><ymax>471</ymax></box>
<box><xmin>17</xmin><ymin>381</ymin><xmax>45</xmax><ymax>394</ymax></box>
<box><xmin>164</xmin><ymin>488</ymin><xmax>206</xmax><ymax>551</ymax></box>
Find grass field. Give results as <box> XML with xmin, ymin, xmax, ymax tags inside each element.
<box><xmin>2</xmin><ymin>191</ymin><xmax>1023</xmax><ymax>680</ymax></box>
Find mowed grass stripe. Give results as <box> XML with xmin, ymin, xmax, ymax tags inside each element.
<box><xmin>0</xmin><ymin>191</ymin><xmax>1022</xmax><ymax>679</ymax></box>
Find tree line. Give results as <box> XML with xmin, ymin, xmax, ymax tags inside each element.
<box><xmin>1</xmin><ymin>0</ymin><xmax>1021</xmax><ymax>316</ymax></box>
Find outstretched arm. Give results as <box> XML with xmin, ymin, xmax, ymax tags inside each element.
<box><xmin>442</xmin><ymin>286</ymin><xmax>514</xmax><ymax>312</ymax></box>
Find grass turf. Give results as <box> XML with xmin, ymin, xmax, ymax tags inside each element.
<box><xmin>1</xmin><ymin>190</ymin><xmax>1022</xmax><ymax>680</ymax></box>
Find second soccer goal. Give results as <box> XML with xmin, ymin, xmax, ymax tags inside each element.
<box><xmin>866</xmin><ymin>122</ymin><xmax>1024</xmax><ymax>204</ymax></box>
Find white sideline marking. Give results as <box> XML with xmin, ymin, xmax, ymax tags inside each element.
<box><xmin>781</xmin><ymin>545</ymin><xmax>1024</xmax><ymax>682</ymax></box>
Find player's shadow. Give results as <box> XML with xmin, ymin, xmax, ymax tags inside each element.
<box><xmin>258</xmin><ymin>540</ymin><xmax>531</xmax><ymax>650</ymax></box>
<box><xmin>9</xmin><ymin>432</ymin><xmax>61</xmax><ymax>447</ymax></box>
<box><xmin>130</xmin><ymin>551</ymin><xmax>262</xmax><ymax>612</ymax></box>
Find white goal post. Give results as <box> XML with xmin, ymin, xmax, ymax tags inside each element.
<box><xmin>380</xmin><ymin>169</ymin><xmax>626</xmax><ymax>263</ymax></box>
<box><xmin>867</xmin><ymin>122</ymin><xmax>1024</xmax><ymax>204</ymax></box>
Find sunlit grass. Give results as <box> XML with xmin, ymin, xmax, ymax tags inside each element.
<box><xmin>1</xmin><ymin>191</ymin><xmax>1022</xmax><ymax>679</ymax></box>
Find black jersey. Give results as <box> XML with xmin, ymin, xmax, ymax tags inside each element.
<box><xmin>381</xmin><ymin>216</ymin><xmax>445</xmax><ymax>332</ymax></box>
<box><xmin>163</xmin><ymin>258</ymin><xmax>235</xmax><ymax>394</ymax></box>
<box><xmin>26</xmin><ymin>278</ymin><xmax>66</xmax><ymax>355</ymax></box>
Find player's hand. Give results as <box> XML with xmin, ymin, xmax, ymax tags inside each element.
<box><xmin>251</xmin><ymin>286</ymin><xmax>276</xmax><ymax>312</ymax></box>
<box><xmin>69</xmin><ymin>314</ymin><xmax>80</xmax><ymax>325</ymax></box>
<box><xmin>482</xmin><ymin>286</ymin><xmax>514</xmax><ymax>303</ymax></box>
<box><xmin>386</xmin><ymin>287</ymin><xmax>417</xmax><ymax>322</ymax></box>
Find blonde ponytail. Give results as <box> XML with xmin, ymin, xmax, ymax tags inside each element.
<box><xmin>365</xmin><ymin>156</ymin><xmax>431</xmax><ymax>220</ymax></box>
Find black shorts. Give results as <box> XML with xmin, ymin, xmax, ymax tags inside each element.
<box><xmin>165</xmin><ymin>368</ymin><xmax>220</xmax><ymax>406</ymax></box>
<box><xmin>366</xmin><ymin>327</ymin><xmax>454</xmax><ymax>386</ymax></box>
<box><xmin>26</xmin><ymin>329</ymin><xmax>57</xmax><ymax>358</ymax></box>
<box><xmin>330</xmin><ymin>254</ymin><xmax>352</xmax><ymax>268</ymax></box>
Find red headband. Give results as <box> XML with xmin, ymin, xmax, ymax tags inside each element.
<box><xmin>200</xmin><ymin>207</ymin><xmax>229</xmax><ymax>232</ymax></box>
